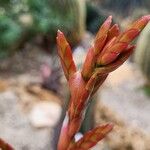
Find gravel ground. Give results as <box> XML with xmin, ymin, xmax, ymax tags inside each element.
<box><xmin>100</xmin><ymin>61</ymin><xmax>150</xmax><ymax>133</ymax></box>
<box><xmin>0</xmin><ymin>90</ymin><xmax>52</xmax><ymax>150</ymax></box>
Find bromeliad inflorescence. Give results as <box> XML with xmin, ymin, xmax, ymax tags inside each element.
<box><xmin>56</xmin><ymin>15</ymin><xmax>150</xmax><ymax>150</ymax></box>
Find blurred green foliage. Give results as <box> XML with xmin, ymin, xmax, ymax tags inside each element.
<box><xmin>0</xmin><ymin>0</ymin><xmax>86</xmax><ymax>58</ymax></box>
<box><xmin>28</xmin><ymin>0</ymin><xmax>85</xmax><ymax>44</ymax></box>
<box><xmin>0</xmin><ymin>15</ymin><xmax>22</xmax><ymax>58</ymax></box>
<box><xmin>28</xmin><ymin>0</ymin><xmax>75</xmax><ymax>34</ymax></box>
<box><xmin>0</xmin><ymin>0</ymin><xmax>27</xmax><ymax>58</ymax></box>
<box><xmin>143</xmin><ymin>85</ymin><xmax>150</xmax><ymax>96</ymax></box>
<box><xmin>1</xmin><ymin>0</ymin><xmax>149</xmax><ymax>58</ymax></box>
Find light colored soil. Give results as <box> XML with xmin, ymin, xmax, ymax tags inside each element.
<box><xmin>100</xmin><ymin>61</ymin><xmax>150</xmax><ymax>133</ymax></box>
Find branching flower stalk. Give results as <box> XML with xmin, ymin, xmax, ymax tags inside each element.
<box><xmin>57</xmin><ymin>15</ymin><xmax>150</xmax><ymax>150</ymax></box>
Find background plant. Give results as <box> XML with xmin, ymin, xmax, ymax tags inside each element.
<box><xmin>0</xmin><ymin>0</ymin><xmax>86</xmax><ymax>58</ymax></box>
<box><xmin>134</xmin><ymin>22</ymin><xmax>150</xmax><ymax>84</ymax></box>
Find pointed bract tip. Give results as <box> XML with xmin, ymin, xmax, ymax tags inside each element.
<box><xmin>140</xmin><ymin>15</ymin><xmax>150</xmax><ymax>24</ymax></box>
<box><xmin>130</xmin><ymin>15</ymin><xmax>150</xmax><ymax>31</ymax></box>
<box><xmin>102</xmin><ymin>123</ymin><xmax>114</xmax><ymax>133</ymax></box>
<box><xmin>108</xmin><ymin>123</ymin><xmax>113</xmax><ymax>131</ymax></box>
<box><xmin>142</xmin><ymin>15</ymin><xmax>150</xmax><ymax>20</ymax></box>
<box><xmin>113</xmin><ymin>24</ymin><xmax>118</xmax><ymax>27</ymax></box>
<box><xmin>107</xmin><ymin>15</ymin><xmax>112</xmax><ymax>23</ymax></box>
<box><xmin>108</xmin><ymin>15</ymin><xmax>112</xmax><ymax>19</ymax></box>
<box><xmin>113</xmin><ymin>24</ymin><xmax>119</xmax><ymax>29</ymax></box>
<box><xmin>57</xmin><ymin>29</ymin><xmax>63</xmax><ymax>37</ymax></box>
<box><xmin>57</xmin><ymin>29</ymin><xmax>62</xmax><ymax>33</ymax></box>
<box><xmin>107</xmin><ymin>123</ymin><xmax>114</xmax><ymax>129</ymax></box>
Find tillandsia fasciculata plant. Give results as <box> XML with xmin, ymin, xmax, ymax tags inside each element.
<box><xmin>56</xmin><ymin>15</ymin><xmax>150</xmax><ymax>150</ymax></box>
<box><xmin>0</xmin><ymin>15</ymin><xmax>150</xmax><ymax>150</ymax></box>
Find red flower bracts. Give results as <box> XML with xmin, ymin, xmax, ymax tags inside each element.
<box><xmin>57</xmin><ymin>15</ymin><xmax>150</xmax><ymax>150</ymax></box>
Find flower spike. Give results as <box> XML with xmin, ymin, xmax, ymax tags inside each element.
<box><xmin>57</xmin><ymin>15</ymin><xmax>150</xmax><ymax>150</ymax></box>
<box><xmin>96</xmin><ymin>15</ymin><xmax>150</xmax><ymax>66</ymax></box>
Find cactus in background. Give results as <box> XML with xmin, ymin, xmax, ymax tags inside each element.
<box><xmin>0</xmin><ymin>15</ymin><xmax>22</xmax><ymax>58</ymax></box>
<box><xmin>72</xmin><ymin>0</ymin><xmax>86</xmax><ymax>44</ymax></box>
<box><xmin>51</xmin><ymin>0</ymin><xmax>86</xmax><ymax>45</ymax></box>
<box><xmin>134</xmin><ymin>22</ymin><xmax>150</xmax><ymax>83</ymax></box>
<box><xmin>28</xmin><ymin>0</ymin><xmax>86</xmax><ymax>46</ymax></box>
<box><xmin>86</xmin><ymin>2</ymin><xmax>108</xmax><ymax>34</ymax></box>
